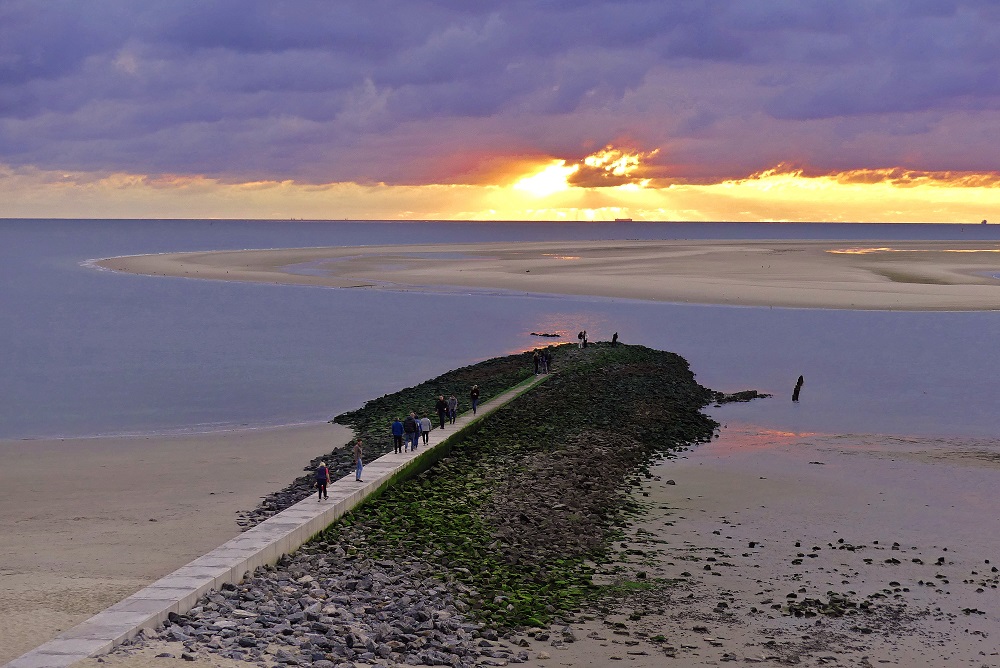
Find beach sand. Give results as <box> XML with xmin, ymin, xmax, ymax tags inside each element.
<box><xmin>98</xmin><ymin>239</ymin><xmax>1000</xmax><ymax>311</ymax></box>
<box><xmin>0</xmin><ymin>422</ymin><xmax>353</xmax><ymax>664</ymax></box>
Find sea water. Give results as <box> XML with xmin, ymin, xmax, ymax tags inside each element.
<box><xmin>2</xmin><ymin>218</ymin><xmax>1000</xmax><ymax>440</ymax></box>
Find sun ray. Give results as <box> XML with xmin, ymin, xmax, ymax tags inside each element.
<box><xmin>513</xmin><ymin>161</ymin><xmax>580</xmax><ymax>197</ymax></box>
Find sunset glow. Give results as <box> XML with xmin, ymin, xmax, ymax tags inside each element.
<box><xmin>3</xmin><ymin>161</ymin><xmax>1000</xmax><ymax>222</ymax></box>
<box><xmin>513</xmin><ymin>161</ymin><xmax>579</xmax><ymax>197</ymax></box>
<box><xmin>3</xmin><ymin>3</ymin><xmax>1000</xmax><ymax>222</ymax></box>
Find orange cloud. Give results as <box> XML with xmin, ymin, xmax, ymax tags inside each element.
<box><xmin>736</xmin><ymin>163</ymin><xmax>1000</xmax><ymax>189</ymax></box>
<box><xmin>3</xmin><ymin>159</ymin><xmax>1000</xmax><ymax>223</ymax></box>
<box><xmin>569</xmin><ymin>145</ymin><xmax>660</xmax><ymax>187</ymax></box>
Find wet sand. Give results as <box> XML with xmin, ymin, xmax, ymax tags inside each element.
<box><xmin>0</xmin><ymin>422</ymin><xmax>352</xmax><ymax>664</ymax></box>
<box><xmin>512</xmin><ymin>424</ymin><xmax>1000</xmax><ymax>667</ymax></box>
<box><xmin>97</xmin><ymin>239</ymin><xmax>1000</xmax><ymax>311</ymax></box>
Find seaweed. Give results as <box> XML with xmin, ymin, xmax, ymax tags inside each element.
<box><xmin>313</xmin><ymin>343</ymin><xmax>724</xmax><ymax>628</ymax></box>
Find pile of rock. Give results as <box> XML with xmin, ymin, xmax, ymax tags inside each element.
<box><xmin>124</xmin><ymin>534</ymin><xmax>537</xmax><ymax>667</ymax></box>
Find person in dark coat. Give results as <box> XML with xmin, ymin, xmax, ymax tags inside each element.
<box><xmin>315</xmin><ymin>461</ymin><xmax>330</xmax><ymax>501</ymax></box>
<box><xmin>435</xmin><ymin>395</ymin><xmax>449</xmax><ymax>429</ymax></box>
<box><xmin>402</xmin><ymin>413</ymin><xmax>417</xmax><ymax>451</ymax></box>
<box><xmin>470</xmin><ymin>385</ymin><xmax>480</xmax><ymax>414</ymax></box>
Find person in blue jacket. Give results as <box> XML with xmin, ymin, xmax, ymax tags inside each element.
<box><xmin>391</xmin><ymin>417</ymin><xmax>404</xmax><ymax>453</ymax></box>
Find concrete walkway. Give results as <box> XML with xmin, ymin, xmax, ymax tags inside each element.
<box><xmin>6</xmin><ymin>374</ymin><xmax>549</xmax><ymax>668</ymax></box>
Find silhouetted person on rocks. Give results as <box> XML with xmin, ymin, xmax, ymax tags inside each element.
<box><xmin>792</xmin><ymin>375</ymin><xmax>804</xmax><ymax>402</ymax></box>
<box><xmin>611</xmin><ymin>332</ymin><xmax>618</xmax><ymax>346</ymax></box>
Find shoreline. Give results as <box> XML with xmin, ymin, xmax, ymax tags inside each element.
<box><xmin>1</xmin><ymin>417</ymin><xmax>337</xmax><ymax>447</ymax></box>
<box><xmin>95</xmin><ymin>239</ymin><xmax>1000</xmax><ymax>311</ymax></box>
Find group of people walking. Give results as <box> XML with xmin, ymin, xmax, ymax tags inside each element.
<box><xmin>389</xmin><ymin>388</ymin><xmax>473</xmax><ymax>455</ymax></box>
<box><xmin>391</xmin><ymin>412</ymin><xmax>431</xmax><ymax>453</ymax></box>
<box><xmin>532</xmin><ymin>348</ymin><xmax>552</xmax><ymax>374</ymax></box>
<box><xmin>314</xmin><ymin>437</ymin><xmax>366</xmax><ymax>501</ymax></box>
<box><xmin>314</xmin><ymin>385</ymin><xmax>485</xmax><ymax>502</ymax></box>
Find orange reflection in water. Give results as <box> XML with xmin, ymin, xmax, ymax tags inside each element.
<box><xmin>508</xmin><ymin>341</ymin><xmax>572</xmax><ymax>354</ymax></box>
<box><xmin>541</xmin><ymin>253</ymin><xmax>581</xmax><ymax>260</ymax></box>
<box><xmin>507</xmin><ymin>312</ymin><xmax>613</xmax><ymax>355</ymax></box>
<box><xmin>708</xmin><ymin>424</ymin><xmax>823</xmax><ymax>455</ymax></box>
<box><xmin>828</xmin><ymin>247</ymin><xmax>1000</xmax><ymax>255</ymax></box>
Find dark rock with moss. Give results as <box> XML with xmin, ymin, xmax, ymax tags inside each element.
<box><xmin>714</xmin><ymin>389</ymin><xmax>771</xmax><ymax>403</ymax></box>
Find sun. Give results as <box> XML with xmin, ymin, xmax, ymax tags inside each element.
<box><xmin>513</xmin><ymin>161</ymin><xmax>580</xmax><ymax>197</ymax></box>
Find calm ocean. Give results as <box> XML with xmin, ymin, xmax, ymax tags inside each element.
<box><xmin>3</xmin><ymin>218</ymin><xmax>1000</xmax><ymax>441</ymax></box>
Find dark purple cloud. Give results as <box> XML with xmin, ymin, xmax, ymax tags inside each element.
<box><xmin>2</xmin><ymin>0</ymin><xmax>1000</xmax><ymax>184</ymax></box>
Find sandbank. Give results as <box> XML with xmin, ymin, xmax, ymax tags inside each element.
<box><xmin>96</xmin><ymin>239</ymin><xmax>1000</xmax><ymax>311</ymax></box>
<box><xmin>0</xmin><ymin>422</ymin><xmax>352</xmax><ymax>664</ymax></box>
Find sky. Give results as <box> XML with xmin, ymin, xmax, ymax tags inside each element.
<box><xmin>2</xmin><ymin>1</ymin><xmax>1000</xmax><ymax>222</ymax></box>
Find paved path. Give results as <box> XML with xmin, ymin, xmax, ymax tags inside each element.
<box><xmin>5</xmin><ymin>374</ymin><xmax>550</xmax><ymax>668</ymax></box>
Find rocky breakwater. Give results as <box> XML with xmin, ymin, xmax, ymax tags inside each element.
<box><xmin>237</xmin><ymin>352</ymin><xmax>536</xmax><ymax>530</ymax></box>
<box><xmin>114</xmin><ymin>343</ymin><xmax>763</xmax><ymax>666</ymax></box>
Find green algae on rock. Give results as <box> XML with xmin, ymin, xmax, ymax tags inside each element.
<box><xmin>314</xmin><ymin>343</ymin><xmax>741</xmax><ymax>628</ymax></box>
